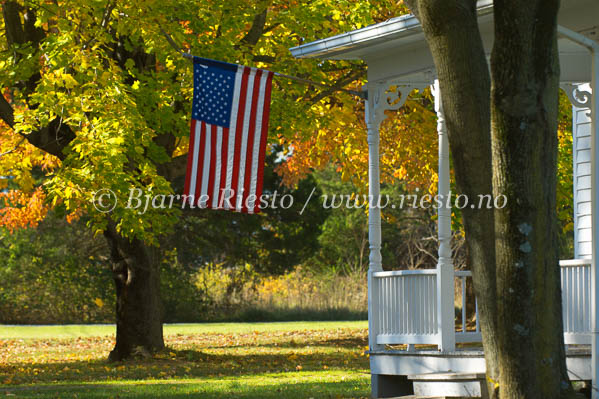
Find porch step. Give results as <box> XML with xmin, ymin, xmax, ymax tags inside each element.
<box><xmin>394</xmin><ymin>396</ymin><xmax>458</xmax><ymax>399</ymax></box>
<box><xmin>393</xmin><ymin>396</ymin><xmax>449</xmax><ymax>399</ymax></box>
<box><xmin>395</xmin><ymin>397</ymin><xmax>478</xmax><ymax>399</ymax></box>
<box><xmin>394</xmin><ymin>396</ymin><xmax>480</xmax><ymax>399</ymax></box>
<box><xmin>407</xmin><ymin>372</ymin><xmax>489</xmax><ymax>399</ymax></box>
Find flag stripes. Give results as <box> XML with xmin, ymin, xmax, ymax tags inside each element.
<box><xmin>183</xmin><ymin>60</ymin><xmax>273</xmax><ymax>213</ymax></box>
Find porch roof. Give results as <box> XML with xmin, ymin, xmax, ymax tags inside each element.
<box><xmin>290</xmin><ymin>0</ymin><xmax>598</xmax><ymax>83</ymax></box>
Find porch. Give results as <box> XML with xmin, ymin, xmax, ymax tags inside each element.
<box><xmin>290</xmin><ymin>0</ymin><xmax>599</xmax><ymax>398</ymax></box>
<box><xmin>370</xmin><ymin>259</ymin><xmax>592</xmax><ymax>349</ymax></box>
<box><xmin>368</xmin><ymin>259</ymin><xmax>593</xmax><ymax>397</ymax></box>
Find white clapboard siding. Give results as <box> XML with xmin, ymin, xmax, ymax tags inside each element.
<box><xmin>573</xmin><ymin>85</ymin><xmax>593</xmax><ymax>259</ymax></box>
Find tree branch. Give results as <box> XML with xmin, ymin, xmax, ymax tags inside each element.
<box><xmin>0</xmin><ymin>94</ymin><xmax>15</xmax><ymax>129</ymax></box>
<box><xmin>240</xmin><ymin>8</ymin><xmax>268</xmax><ymax>47</ymax></box>
<box><xmin>307</xmin><ymin>66</ymin><xmax>366</xmax><ymax>103</ymax></box>
<box><xmin>0</xmin><ymin>136</ymin><xmax>25</xmax><ymax>158</ymax></box>
<box><xmin>0</xmin><ymin>93</ymin><xmax>74</xmax><ymax>160</ymax></box>
<box><xmin>2</xmin><ymin>1</ymin><xmax>24</xmax><ymax>47</ymax></box>
<box><xmin>22</xmin><ymin>8</ymin><xmax>44</xmax><ymax>44</ymax></box>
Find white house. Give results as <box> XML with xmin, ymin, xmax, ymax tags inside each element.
<box><xmin>290</xmin><ymin>0</ymin><xmax>598</xmax><ymax>397</ymax></box>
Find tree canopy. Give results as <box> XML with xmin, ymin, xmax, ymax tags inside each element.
<box><xmin>0</xmin><ymin>0</ymin><xmax>415</xmax><ymax>242</ymax></box>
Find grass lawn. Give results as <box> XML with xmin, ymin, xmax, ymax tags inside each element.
<box><xmin>0</xmin><ymin>321</ymin><xmax>370</xmax><ymax>398</ymax></box>
<box><xmin>0</xmin><ymin>321</ymin><xmax>367</xmax><ymax>340</ymax></box>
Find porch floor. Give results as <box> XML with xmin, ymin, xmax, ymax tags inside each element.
<box><xmin>369</xmin><ymin>345</ymin><xmax>591</xmax><ymax>382</ymax></box>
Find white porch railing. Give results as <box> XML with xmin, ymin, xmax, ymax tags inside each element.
<box><xmin>372</xmin><ymin>269</ymin><xmax>438</xmax><ymax>345</ymax></box>
<box><xmin>561</xmin><ymin>259</ymin><xmax>592</xmax><ymax>344</ymax></box>
<box><xmin>370</xmin><ymin>259</ymin><xmax>593</xmax><ymax>350</ymax></box>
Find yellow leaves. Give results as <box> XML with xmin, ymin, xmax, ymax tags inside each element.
<box><xmin>278</xmin><ymin>93</ymin><xmax>439</xmax><ymax>194</ymax></box>
<box><xmin>94</xmin><ymin>298</ymin><xmax>104</xmax><ymax>308</ymax></box>
<box><xmin>1</xmin><ymin>322</ymin><xmax>370</xmax><ymax>389</ymax></box>
<box><xmin>14</xmin><ymin>171</ymin><xmax>35</xmax><ymax>193</ymax></box>
<box><xmin>131</xmin><ymin>80</ymin><xmax>141</xmax><ymax>90</ymax></box>
<box><xmin>44</xmin><ymin>69</ymin><xmax>79</xmax><ymax>89</ymax></box>
<box><xmin>100</xmin><ymin>71</ymin><xmax>112</xmax><ymax>83</ymax></box>
<box><xmin>62</xmin><ymin>73</ymin><xmax>79</xmax><ymax>89</ymax></box>
<box><xmin>107</xmin><ymin>136</ymin><xmax>125</xmax><ymax>145</ymax></box>
<box><xmin>393</xmin><ymin>166</ymin><xmax>408</xmax><ymax>180</ymax></box>
<box><xmin>64</xmin><ymin>183</ymin><xmax>78</xmax><ymax>199</ymax></box>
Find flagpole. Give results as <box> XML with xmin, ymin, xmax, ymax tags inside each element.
<box><xmin>159</xmin><ymin>26</ymin><xmax>366</xmax><ymax>99</ymax></box>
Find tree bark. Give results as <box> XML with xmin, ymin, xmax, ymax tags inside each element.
<box><xmin>490</xmin><ymin>1</ymin><xmax>571</xmax><ymax>397</ymax></box>
<box><xmin>405</xmin><ymin>0</ymin><xmax>574</xmax><ymax>398</ymax></box>
<box><xmin>103</xmin><ymin>221</ymin><xmax>164</xmax><ymax>361</ymax></box>
<box><xmin>405</xmin><ymin>0</ymin><xmax>500</xmax><ymax>391</ymax></box>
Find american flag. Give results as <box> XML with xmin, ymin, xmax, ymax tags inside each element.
<box><xmin>184</xmin><ymin>57</ymin><xmax>274</xmax><ymax>213</ymax></box>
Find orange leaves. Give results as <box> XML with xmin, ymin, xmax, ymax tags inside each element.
<box><xmin>275</xmin><ymin>132</ymin><xmax>324</xmax><ymax>186</ymax></box>
<box><xmin>0</xmin><ymin>114</ymin><xmax>58</xmax><ymax>232</ymax></box>
<box><xmin>179</xmin><ymin>20</ymin><xmax>193</xmax><ymax>35</ymax></box>
<box><xmin>0</xmin><ymin>188</ymin><xmax>49</xmax><ymax>231</ymax></box>
<box><xmin>277</xmin><ymin>93</ymin><xmax>438</xmax><ymax>194</ymax></box>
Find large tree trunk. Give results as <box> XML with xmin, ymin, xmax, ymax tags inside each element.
<box><xmin>490</xmin><ymin>1</ymin><xmax>570</xmax><ymax>397</ymax></box>
<box><xmin>104</xmin><ymin>221</ymin><xmax>164</xmax><ymax>361</ymax></box>
<box><xmin>405</xmin><ymin>0</ymin><xmax>574</xmax><ymax>398</ymax></box>
<box><xmin>404</xmin><ymin>0</ymin><xmax>500</xmax><ymax>391</ymax></box>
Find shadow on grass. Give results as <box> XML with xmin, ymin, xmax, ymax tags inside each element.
<box><xmin>1</xmin><ymin>349</ymin><xmax>369</xmax><ymax>385</ymax></box>
<box><xmin>199</xmin><ymin>335</ymin><xmax>367</xmax><ymax>350</ymax></box>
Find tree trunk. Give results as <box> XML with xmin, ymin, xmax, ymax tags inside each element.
<box><xmin>490</xmin><ymin>1</ymin><xmax>571</xmax><ymax>397</ymax></box>
<box><xmin>404</xmin><ymin>0</ymin><xmax>500</xmax><ymax>391</ymax></box>
<box><xmin>405</xmin><ymin>0</ymin><xmax>575</xmax><ymax>398</ymax></box>
<box><xmin>104</xmin><ymin>221</ymin><xmax>164</xmax><ymax>361</ymax></box>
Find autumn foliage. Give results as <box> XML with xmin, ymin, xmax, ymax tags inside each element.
<box><xmin>0</xmin><ymin>0</ymin><xmax>573</xmax><ymax>240</ymax></box>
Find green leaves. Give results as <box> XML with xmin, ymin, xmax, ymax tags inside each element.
<box><xmin>1</xmin><ymin>0</ymin><xmax>410</xmax><ymax>243</ymax></box>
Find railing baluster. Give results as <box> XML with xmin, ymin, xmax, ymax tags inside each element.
<box><xmin>419</xmin><ymin>276</ymin><xmax>424</xmax><ymax>334</ymax></box>
<box><xmin>392</xmin><ymin>276</ymin><xmax>397</xmax><ymax>335</ymax></box>
<box><xmin>569</xmin><ymin>267</ymin><xmax>573</xmax><ymax>332</ymax></box>
<box><xmin>475</xmin><ymin>297</ymin><xmax>480</xmax><ymax>332</ymax></box>
<box><xmin>563</xmin><ymin>268</ymin><xmax>567</xmax><ymax>332</ymax></box>
<box><xmin>379</xmin><ymin>277</ymin><xmax>384</xmax><ymax>335</ymax></box>
<box><xmin>589</xmin><ymin>265</ymin><xmax>592</xmax><ymax>331</ymax></box>
<box><xmin>428</xmin><ymin>275</ymin><xmax>433</xmax><ymax>334</ymax></box>
<box><xmin>385</xmin><ymin>277</ymin><xmax>392</xmax><ymax>334</ymax></box>
<box><xmin>404</xmin><ymin>276</ymin><xmax>408</xmax><ymax>335</ymax></box>
<box><xmin>576</xmin><ymin>266</ymin><xmax>581</xmax><ymax>332</ymax></box>
<box><xmin>461</xmin><ymin>276</ymin><xmax>467</xmax><ymax>333</ymax></box>
<box><xmin>408</xmin><ymin>275</ymin><xmax>413</xmax><ymax>334</ymax></box>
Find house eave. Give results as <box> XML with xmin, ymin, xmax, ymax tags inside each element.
<box><xmin>289</xmin><ymin>0</ymin><xmax>494</xmax><ymax>60</ymax></box>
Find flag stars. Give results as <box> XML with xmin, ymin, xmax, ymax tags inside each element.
<box><xmin>192</xmin><ymin>64</ymin><xmax>235</xmax><ymax>127</ymax></box>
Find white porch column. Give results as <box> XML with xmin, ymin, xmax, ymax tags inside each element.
<box><xmin>563</xmin><ymin>83</ymin><xmax>594</xmax><ymax>259</ymax></box>
<box><xmin>591</xmin><ymin>46</ymin><xmax>599</xmax><ymax>399</ymax></box>
<box><xmin>432</xmin><ymin>80</ymin><xmax>456</xmax><ymax>352</ymax></box>
<box><xmin>366</xmin><ymin>97</ymin><xmax>383</xmax><ymax>273</ymax></box>
<box><xmin>366</xmin><ymin>92</ymin><xmax>384</xmax><ymax>351</ymax></box>
<box><xmin>558</xmin><ymin>26</ymin><xmax>599</xmax><ymax>396</ymax></box>
<box><xmin>365</xmin><ymin>81</ymin><xmax>431</xmax><ymax>352</ymax></box>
